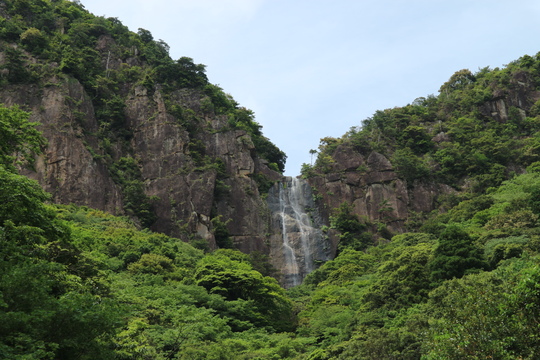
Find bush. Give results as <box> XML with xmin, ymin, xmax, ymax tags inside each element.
<box><xmin>391</xmin><ymin>148</ymin><xmax>430</xmax><ymax>184</ymax></box>
<box><xmin>127</xmin><ymin>253</ymin><xmax>175</xmax><ymax>274</ymax></box>
<box><xmin>330</xmin><ymin>202</ymin><xmax>371</xmax><ymax>252</ymax></box>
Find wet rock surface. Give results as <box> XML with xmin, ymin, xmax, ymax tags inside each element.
<box><xmin>267</xmin><ymin>177</ymin><xmax>332</xmax><ymax>288</ymax></box>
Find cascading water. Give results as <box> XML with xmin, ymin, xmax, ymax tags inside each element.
<box><xmin>267</xmin><ymin>177</ymin><xmax>331</xmax><ymax>288</ymax></box>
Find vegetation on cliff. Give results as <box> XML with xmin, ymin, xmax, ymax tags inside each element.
<box><xmin>291</xmin><ymin>52</ymin><xmax>540</xmax><ymax>358</ymax></box>
<box><xmin>3</xmin><ymin>0</ymin><xmax>540</xmax><ymax>359</ymax></box>
<box><xmin>0</xmin><ymin>0</ymin><xmax>285</xmax><ymax>231</ymax></box>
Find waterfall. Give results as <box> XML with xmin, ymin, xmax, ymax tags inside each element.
<box><xmin>268</xmin><ymin>177</ymin><xmax>331</xmax><ymax>288</ymax></box>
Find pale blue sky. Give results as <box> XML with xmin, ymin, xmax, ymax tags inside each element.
<box><xmin>83</xmin><ymin>0</ymin><xmax>540</xmax><ymax>175</ymax></box>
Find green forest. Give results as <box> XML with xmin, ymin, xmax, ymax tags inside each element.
<box><xmin>2</xmin><ymin>0</ymin><xmax>540</xmax><ymax>359</ymax></box>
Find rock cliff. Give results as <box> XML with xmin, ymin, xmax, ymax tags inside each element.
<box><xmin>3</xmin><ymin>44</ymin><xmax>539</xmax><ymax>269</ymax></box>
<box><xmin>1</xmin><ymin>78</ymin><xmax>124</xmax><ymax>214</ymax></box>
<box><xmin>0</xmin><ymin>40</ymin><xmax>281</xmax><ymax>256</ymax></box>
<box><xmin>307</xmin><ymin>147</ymin><xmax>454</xmax><ymax>235</ymax></box>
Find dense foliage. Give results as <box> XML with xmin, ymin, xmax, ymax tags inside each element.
<box><xmin>291</xmin><ymin>54</ymin><xmax>540</xmax><ymax>358</ymax></box>
<box><xmin>294</xmin><ymin>168</ymin><xmax>540</xmax><ymax>358</ymax></box>
<box><xmin>0</xmin><ymin>104</ymin><xmax>297</xmax><ymax>358</ymax></box>
<box><xmin>4</xmin><ymin>159</ymin><xmax>540</xmax><ymax>358</ymax></box>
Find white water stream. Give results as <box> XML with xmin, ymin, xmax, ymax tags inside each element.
<box><xmin>269</xmin><ymin>177</ymin><xmax>330</xmax><ymax>288</ymax></box>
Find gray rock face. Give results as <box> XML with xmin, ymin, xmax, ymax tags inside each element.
<box><xmin>2</xmin><ymin>79</ymin><xmax>124</xmax><ymax>214</ymax></box>
<box><xmin>480</xmin><ymin>70</ymin><xmax>540</xmax><ymax>122</ymax></box>
<box><xmin>0</xmin><ymin>73</ymin><xmax>476</xmax><ymax>285</ymax></box>
<box><xmin>308</xmin><ymin>147</ymin><xmax>453</xmax><ymax>236</ymax></box>
<box><xmin>305</xmin><ymin>70</ymin><xmax>540</xmax><ymax>242</ymax></box>
<box><xmin>4</xmin><ymin>36</ymin><xmax>540</xmax><ymax>288</ymax></box>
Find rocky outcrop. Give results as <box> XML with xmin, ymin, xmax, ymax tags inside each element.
<box><xmin>480</xmin><ymin>70</ymin><xmax>540</xmax><ymax>122</ymax></box>
<box><xmin>305</xmin><ymin>70</ymin><xmax>540</xmax><ymax>241</ymax></box>
<box><xmin>4</xmin><ymin>24</ymin><xmax>540</xmax><ymax>286</ymax></box>
<box><xmin>307</xmin><ymin>145</ymin><xmax>453</xmax><ymax>236</ymax></box>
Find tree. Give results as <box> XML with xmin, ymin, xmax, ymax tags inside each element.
<box><xmin>425</xmin><ymin>261</ymin><xmax>540</xmax><ymax>359</ymax></box>
<box><xmin>127</xmin><ymin>253</ymin><xmax>175</xmax><ymax>274</ymax></box>
<box><xmin>439</xmin><ymin>69</ymin><xmax>475</xmax><ymax>94</ymax></box>
<box><xmin>0</xmin><ymin>170</ymin><xmax>121</xmax><ymax>359</ymax></box>
<box><xmin>0</xmin><ymin>166</ymin><xmax>68</xmax><ymax>248</ymax></box>
<box><xmin>428</xmin><ymin>225</ymin><xmax>487</xmax><ymax>285</ymax></box>
<box><xmin>309</xmin><ymin>149</ymin><xmax>318</xmax><ymax>165</ymax></box>
<box><xmin>0</xmin><ymin>104</ymin><xmax>44</xmax><ymax>169</ymax></box>
<box><xmin>194</xmin><ymin>253</ymin><xmax>294</xmax><ymax>332</ymax></box>
<box><xmin>399</xmin><ymin>125</ymin><xmax>433</xmax><ymax>154</ymax></box>
<box><xmin>1</xmin><ymin>47</ymin><xmax>35</xmax><ymax>84</ymax></box>
<box><xmin>303</xmin><ymin>248</ymin><xmax>375</xmax><ymax>287</ymax></box>
<box><xmin>211</xmin><ymin>216</ymin><xmax>233</xmax><ymax>249</ymax></box>
<box><xmin>330</xmin><ymin>202</ymin><xmax>371</xmax><ymax>252</ymax></box>
<box><xmin>364</xmin><ymin>242</ymin><xmax>434</xmax><ymax>310</ymax></box>
<box><xmin>528</xmin><ymin>184</ymin><xmax>540</xmax><ymax>215</ymax></box>
<box><xmin>20</xmin><ymin>27</ymin><xmax>47</xmax><ymax>53</ymax></box>
<box><xmin>392</xmin><ymin>147</ymin><xmax>430</xmax><ymax>184</ymax></box>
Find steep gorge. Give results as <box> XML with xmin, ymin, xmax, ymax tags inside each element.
<box><xmin>3</xmin><ymin>0</ymin><xmax>540</xmax><ymax>287</ymax></box>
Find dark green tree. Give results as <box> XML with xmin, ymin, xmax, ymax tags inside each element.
<box><xmin>211</xmin><ymin>215</ymin><xmax>233</xmax><ymax>249</ymax></box>
<box><xmin>399</xmin><ymin>125</ymin><xmax>433</xmax><ymax>154</ymax></box>
<box><xmin>1</xmin><ymin>46</ymin><xmax>35</xmax><ymax>84</ymax></box>
<box><xmin>194</xmin><ymin>253</ymin><xmax>294</xmax><ymax>332</ymax></box>
<box><xmin>428</xmin><ymin>225</ymin><xmax>487</xmax><ymax>285</ymax></box>
<box><xmin>0</xmin><ymin>104</ymin><xmax>44</xmax><ymax>169</ymax></box>
<box><xmin>331</xmin><ymin>202</ymin><xmax>371</xmax><ymax>252</ymax></box>
<box><xmin>391</xmin><ymin>147</ymin><xmax>430</xmax><ymax>184</ymax></box>
<box><xmin>425</xmin><ymin>261</ymin><xmax>540</xmax><ymax>359</ymax></box>
<box><xmin>364</xmin><ymin>242</ymin><xmax>434</xmax><ymax>310</ymax></box>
